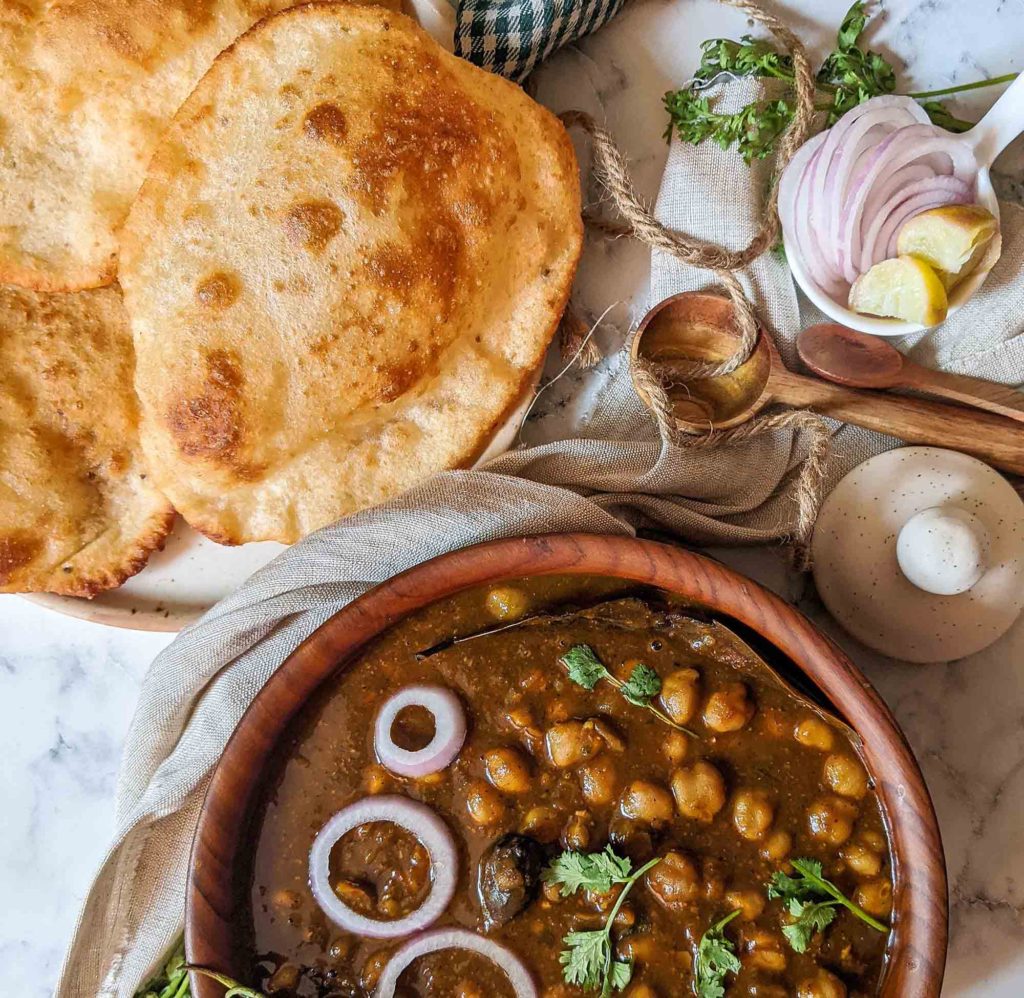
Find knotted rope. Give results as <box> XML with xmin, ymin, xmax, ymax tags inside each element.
<box><xmin>561</xmin><ymin>0</ymin><xmax>828</xmax><ymax>566</ymax></box>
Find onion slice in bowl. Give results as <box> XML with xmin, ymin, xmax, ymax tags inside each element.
<box><xmin>309</xmin><ymin>796</ymin><xmax>457</xmax><ymax>938</ymax></box>
<box><xmin>374</xmin><ymin>927</ymin><xmax>539</xmax><ymax>998</ymax></box>
<box><xmin>374</xmin><ymin>684</ymin><xmax>466</xmax><ymax>777</ymax></box>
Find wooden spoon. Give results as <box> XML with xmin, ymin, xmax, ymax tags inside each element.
<box><xmin>631</xmin><ymin>293</ymin><xmax>1024</xmax><ymax>476</ymax></box>
<box><xmin>798</xmin><ymin>322</ymin><xmax>1024</xmax><ymax>423</ymax></box>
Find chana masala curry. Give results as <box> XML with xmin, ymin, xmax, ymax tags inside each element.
<box><xmin>241</xmin><ymin>577</ymin><xmax>894</xmax><ymax>998</ymax></box>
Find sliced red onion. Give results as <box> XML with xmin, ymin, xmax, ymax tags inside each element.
<box><xmin>780</xmin><ymin>95</ymin><xmax>982</xmax><ymax>306</ymax></box>
<box><xmin>374</xmin><ymin>685</ymin><xmax>466</xmax><ymax>777</ymax></box>
<box><xmin>840</xmin><ymin>124</ymin><xmax>976</xmax><ymax>282</ymax></box>
<box><xmin>815</xmin><ymin>96</ymin><xmax>929</xmax><ymax>270</ymax></box>
<box><xmin>374</xmin><ymin>928</ymin><xmax>538</xmax><ymax>998</ymax></box>
<box><xmin>309</xmin><ymin>796</ymin><xmax>457</xmax><ymax>938</ymax></box>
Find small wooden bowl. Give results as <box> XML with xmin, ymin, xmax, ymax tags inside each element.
<box><xmin>186</xmin><ymin>534</ymin><xmax>948</xmax><ymax>997</ymax></box>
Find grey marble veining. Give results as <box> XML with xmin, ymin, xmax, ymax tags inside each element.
<box><xmin>1</xmin><ymin>1</ymin><xmax>1023</xmax><ymax>995</ymax></box>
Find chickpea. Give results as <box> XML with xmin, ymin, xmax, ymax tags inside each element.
<box><xmin>823</xmin><ymin>753</ymin><xmax>869</xmax><ymax>799</ymax></box>
<box><xmin>647</xmin><ymin>851</ymin><xmax>701</xmax><ymax>909</ymax></box>
<box><xmin>860</xmin><ymin>829</ymin><xmax>886</xmax><ymax>852</ymax></box>
<box><xmin>271</xmin><ymin>888</ymin><xmax>302</xmax><ymax>910</ymax></box>
<box><xmin>663</xmin><ymin>730</ymin><xmax>689</xmax><ymax>765</ymax></box>
<box><xmin>585</xmin><ymin>716</ymin><xmax>627</xmax><ymax>753</ymax></box>
<box><xmin>724</xmin><ymin>888</ymin><xmax>766</xmax><ymax>921</ymax></box>
<box><xmin>456</xmin><ymin>981</ymin><xmax>485</xmax><ymax>998</ymax></box>
<box><xmin>620</xmin><ymin>780</ymin><xmax>674</xmax><ymax>828</ymax></box>
<box><xmin>616</xmin><ymin>932</ymin><xmax>658</xmax><ymax>964</ymax></box>
<box><xmin>794</xmin><ymin>716</ymin><xmax>834</xmax><ymax>752</ymax></box>
<box><xmin>521</xmin><ymin>805</ymin><xmax>562</xmax><ymax>843</ymax></box>
<box><xmin>613</xmin><ymin>903</ymin><xmax>636</xmax><ymax>931</ymax></box>
<box><xmin>580</xmin><ymin>754</ymin><xmax>619</xmax><ymax>805</ymax></box>
<box><xmin>841</xmin><ymin>841</ymin><xmax>882</xmax><ymax>877</ymax></box>
<box><xmin>364</xmin><ymin>763</ymin><xmax>390</xmax><ymax>795</ymax></box>
<box><xmin>854</xmin><ymin>877</ymin><xmax>893</xmax><ymax>918</ymax></box>
<box><xmin>742</xmin><ymin>928</ymin><xmax>787</xmax><ymax>973</ymax></box>
<box><xmin>360</xmin><ymin>949</ymin><xmax>391</xmax><ymax>991</ymax></box>
<box><xmin>484</xmin><ymin>746</ymin><xmax>532</xmax><ymax>795</ymax></box>
<box><xmin>546</xmin><ymin>720</ymin><xmax>603</xmax><ymax>768</ymax></box>
<box><xmin>562</xmin><ymin>810</ymin><xmax>594</xmax><ymax>851</ymax></box>
<box><xmin>625</xmin><ymin>986</ymin><xmax>658</xmax><ymax>998</ymax></box>
<box><xmin>486</xmin><ymin>585</ymin><xmax>528</xmax><ymax>620</ymax></box>
<box><xmin>609</xmin><ymin>816</ymin><xmax>654</xmax><ymax>865</ymax></box>
<box><xmin>465</xmin><ymin>778</ymin><xmax>507</xmax><ymax>826</ymax></box>
<box><xmin>731</xmin><ymin>789</ymin><xmax>774</xmax><ymax>841</ymax></box>
<box><xmin>702</xmin><ymin>682</ymin><xmax>755</xmax><ymax>733</ymax></box>
<box><xmin>797</xmin><ymin>969</ymin><xmax>848</xmax><ymax>998</ymax></box>
<box><xmin>266</xmin><ymin>964</ymin><xmax>300</xmax><ymax>993</ymax></box>
<box><xmin>759</xmin><ymin>830</ymin><xmax>793</xmax><ymax>862</ymax></box>
<box><xmin>660</xmin><ymin>668</ymin><xmax>700</xmax><ymax>725</ymax></box>
<box><xmin>807</xmin><ymin>795</ymin><xmax>859</xmax><ymax>846</ymax></box>
<box><xmin>671</xmin><ymin>760</ymin><xmax>727</xmax><ymax>822</ymax></box>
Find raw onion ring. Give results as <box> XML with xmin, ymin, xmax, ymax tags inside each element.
<box><xmin>779</xmin><ymin>95</ymin><xmax>980</xmax><ymax>302</ymax></box>
<box><xmin>308</xmin><ymin>796</ymin><xmax>457</xmax><ymax>938</ymax></box>
<box><xmin>374</xmin><ymin>927</ymin><xmax>538</xmax><ymax>998</ymax></box>
<box><xmin>374</xmin><ymin>684</ymin><xmax>466</xmax><ymax>777</ymax></box>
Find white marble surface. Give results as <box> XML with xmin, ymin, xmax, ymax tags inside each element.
<box><xmin>2</xmin><ymin>0</ymin><xmax>1024</xmax><ymax>995</ymax></box>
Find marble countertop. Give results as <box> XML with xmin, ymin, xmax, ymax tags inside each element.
<box><xmin>2</xmin><ymin>1</ymin><xmax>1023</xmax><ymax>995</ymax></box>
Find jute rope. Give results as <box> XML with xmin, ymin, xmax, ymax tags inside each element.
<box><xmin>560</xmin><ymin>0</ymin><xmax>828</xmax><ymax>565</ymax></box>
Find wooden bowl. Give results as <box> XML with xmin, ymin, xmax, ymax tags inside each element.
<box><xmin>186</xmin><ymin>534</ymin><xmax>948</xmax><ymax>997</ymax></box>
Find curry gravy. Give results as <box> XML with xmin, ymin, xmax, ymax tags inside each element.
<box><xmin>242</xmin><ymin>576</ymin><xmax>892</xmax><ymax>996</ymax></box>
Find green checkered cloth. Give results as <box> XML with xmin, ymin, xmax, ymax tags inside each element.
<box><xmin>455</xmin><ymin>0</ymin><xmax>625</xmax><ymax>82</ymax></box>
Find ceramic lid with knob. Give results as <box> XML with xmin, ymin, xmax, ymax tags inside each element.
<box><xmin>812</xmin><ymin>446</ymin><xmax>1024</xmax><ymax>663</ymax></box>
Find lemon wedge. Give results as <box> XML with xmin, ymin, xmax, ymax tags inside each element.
<box><xmin>896</xmin><ymin>204</ymin><xmax>999</xmax><ymax>290</ymax></box>
<box><xmin>848</xmin><ymin>255</ymin><xmax>948</xmax><ymax>325</ymax></box>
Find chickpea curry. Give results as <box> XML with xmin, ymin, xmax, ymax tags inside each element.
<box><xmin>241</xmin><ymin>576</ymin><xmax>894</xmax><ymax>998</ymax></box>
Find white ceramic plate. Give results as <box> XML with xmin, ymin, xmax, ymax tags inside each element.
<box><xmin>22</xmin><ymin>0</ymin><xmax>530</xmax><ymax>633</ymax></box>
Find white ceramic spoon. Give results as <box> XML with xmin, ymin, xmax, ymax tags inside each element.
<box><xmin>787</xmin><ymin>72</ymin><xmax>1024</xmax><ymax>337</ymax></box>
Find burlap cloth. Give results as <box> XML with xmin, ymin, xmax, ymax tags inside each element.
<box><xmin>58</xmin><ymin>80</ymin><xmax>1024</xmax><ymax>997</ymax></box>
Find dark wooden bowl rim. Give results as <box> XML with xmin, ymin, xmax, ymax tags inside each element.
<box><xmin>186</xmin><ymin>533</ymin><xmax>947</xmax><ymax>997</ymax></box>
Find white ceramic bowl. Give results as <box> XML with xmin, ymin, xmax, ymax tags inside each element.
<box><xmin>785</xmin><ymin>74</ymin><xmax>1024</xmax><ymax>338</ymax></box>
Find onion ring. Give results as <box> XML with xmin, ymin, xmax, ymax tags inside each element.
<box><xmin>374</xmin><ymin>928</ymin><xmax>539</xmax><ymax>998</ymax></box>
<box><xmin>374</xmin><ymin>684</ymin><xmax>466</xmax><ymax>777</ymax></box>
<box><xmin>309</xmin><ymin>796</ymin><xmax>457</xmax><ymax>938</ymax></box>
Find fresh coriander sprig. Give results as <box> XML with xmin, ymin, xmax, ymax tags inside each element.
<box><xmin>664</xmin><ymin>1</ymin><xmax>1017</xmax><ymax>162</ymax></box>
<box><xmin>767</xmin><ymin>857</ymin><xmax>888</xmax><ymax>953</ymax></box>
<box><xmin>560</xmin><ymin>644</ymin><xmax>695</xmax><ymax>736</ymax></box>
<box><xmin>694</xmin><ymin>909</ymin><xmax>742</xmax><ymax>998</ymax></box>
<box><xmin>186</xmin><ymin>968</ymin><xmax>267</xmax><ymax>998</ymax></box>
<box><xmin>544</xmin><ymin>846</ymin><xmax>662</xmax><ymax>996</ymax></box>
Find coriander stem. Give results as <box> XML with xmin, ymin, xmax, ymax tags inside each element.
<box><xmin>603</xmin><ymin>673</ymin><xmax>697</xmax><ymax>737</ymax></box>
<box><xmin>794</xmin><ymin>861</ymin><xmax>888</xmax><ymax>934</ymax></box>
<box><xmin>908</xmin><ymin>72</ymin><xmax>1018</xmax><ymax>99</ymax></box>
<box><xmin>598</xmin><ymin>859</ymin><xmax>659</xmax><ymax>998</ymax></box>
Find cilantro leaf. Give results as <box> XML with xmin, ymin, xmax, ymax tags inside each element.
<box><xmin>543</xmin><ymin>845</ymin><xmax>634</xmax><ymax>896</ymax></box>
<box><xmin>559</xmin><ymin>645</ymin><xmax>695</xmax><ymax>736</ymax></box>
<box><xmin>781</xmin><ymin>898</ymin><xmax>839</xmax><ymax>953</ymax></box>
<box><xmin>561</xmin><ymin>929</ymin><xmax>612</xmax><ymax>990</ymax></box>
<box><xmin>608</xmin><ymin>959</ymin><xmax>634</xmax><ymax>992</ymax></box>
<box><xmin>549</xmin><ymin>848</ymin><xmax>661</xmax><ymax>994</ymax></box>
<box><xmin>620</xmin><ymin>663</ymin><xmax>662</xmax><ymax>706</ymax></box>
<box><xmin>694</xmin><ymin>909</ymin><xmax>742</xmax><ymax>998</ymax></box>
<box><xmin>561</xmin><ymin>644</ymin><xmax>611</xmax><ymax>690</ymax></box>
<box><xmin>835</xmin><ymin>1</ymin><xmax>868</xmax><ymax>52</ymax></box>
<box><xmin>663</xmin><ymin>0</ymin><xmax>1011</xmax><ymax>161</ymax></box>
<box><xmin>767</xmin><ymin>857</ymin><xmax>888</xmax><ymax>952</ymax></box>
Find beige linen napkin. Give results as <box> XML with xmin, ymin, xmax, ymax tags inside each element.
<box><xmin>58</xmin><ymin>83</ymin><xmax>1024</xmax><ymax>997</ymax></box>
